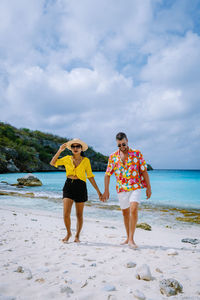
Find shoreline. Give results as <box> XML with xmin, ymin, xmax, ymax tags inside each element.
<box><xmin>1</xmin><ymin>188</ymin><xmax>200</xmax><ymax>226</ymax></box>
<box><xmin>0</xmin><ymin>205</ymin><xmax>200</xmax><ymax>299</ymax></box>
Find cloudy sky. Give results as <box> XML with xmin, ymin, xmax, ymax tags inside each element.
<box><xmin>0</xmin><ymin>0</ymin><xmax>200</xmax><ymax>169</ymax></box>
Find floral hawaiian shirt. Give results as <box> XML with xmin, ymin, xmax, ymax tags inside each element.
<box><xmin>105</xmin><ymin>147</ymin><xmax>147</xmax><ymax>193</ymax></box>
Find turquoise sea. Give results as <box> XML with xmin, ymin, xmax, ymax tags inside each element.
<box><xmin>0</xmin><ymin>170</ymin><xmax>200</xmax><ymax>224</ymax></box>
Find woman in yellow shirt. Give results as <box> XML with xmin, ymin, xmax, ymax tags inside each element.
<box><xmin>50</xmin><ymin>138</ymin><xmax>102</xmax><ymax>243</ymax></box>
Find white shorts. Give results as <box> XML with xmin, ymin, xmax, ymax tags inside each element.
<box><xmin>117</xmin><ymin>189</ymin><xmax>141</xmax><ymax>210</ymax></box>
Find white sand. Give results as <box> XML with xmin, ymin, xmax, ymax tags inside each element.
<box><xmin>0</xmin><ymin>205</ymin><xmax>200</xmax><ymax>300</ymax></box>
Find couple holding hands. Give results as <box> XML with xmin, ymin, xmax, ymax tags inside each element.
<box><xmin>50</xmin><ymin>132</ymin><xmax>151</xmax><ymax>249</ymax></box>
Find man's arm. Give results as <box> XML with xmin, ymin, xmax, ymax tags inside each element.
<box><xmin>102</xmin><ymin>174</ymin><xmax>110</xmax><ymax>202</ymax></box>
<box><xmin>141</xmin><ymin>170</ymin><xmax>152</xmax><ymax>199</ymax></box>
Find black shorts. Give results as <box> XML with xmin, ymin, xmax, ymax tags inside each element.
<box><xmin>62</xmin><ymin>178</ymin><xmax>88</xmax><ymax>203</ymax></box>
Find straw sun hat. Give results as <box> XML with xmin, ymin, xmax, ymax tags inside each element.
<box><xmin>66</xmin><ymin>138</ymin><xmax>88</xmax><ymax>152</ymax></box>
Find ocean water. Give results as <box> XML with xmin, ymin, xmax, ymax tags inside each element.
<box><xmin>0</xmin><ymin>170</ymin><xmax>200</xmax><ymax>223</ymax></box>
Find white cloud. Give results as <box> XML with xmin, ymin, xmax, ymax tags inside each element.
<box><xmin>0</xmin><ymin>0</ymin><xmax>200</xmax><ymax>169</ymax></box>
<box><xmin>141</xmin><ymin>32</ymin><xmax>200</xmax><ymax>87</ymax></box>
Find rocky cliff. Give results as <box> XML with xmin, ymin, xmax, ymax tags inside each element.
<box><xmin>0</xmin><ymin>122</ymin><xmax>153</xmax><ymax>173</ymax></box>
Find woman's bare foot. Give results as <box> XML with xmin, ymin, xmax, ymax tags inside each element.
<box><xmin>62</xmin><ymin>233</ymin><xmax>72</xmax><ymax>243</ymax></box>
<box><xmin>120</xmin><ymin>238</ymin><xmax>129</xmax><ymax>245</ymax></box>
<box><xmin>128</xmin><ymin>241</ymin><xmax>138</xmax><ymax>249</ymax></box>
<box><xmin>74</xmin><ymin>236</ymin><xmax>80</xmax><ymax>243</ymax></box>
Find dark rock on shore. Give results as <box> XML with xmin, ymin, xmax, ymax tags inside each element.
<box><xmin>181</xmin><ymin>238</ymin><xmax>200</xmax><ymax>245</ymax></box>
<box><xmin>160</xmin><ymin>278</ymin><xmax>183</xmax><ymax>296</ymax></box>
<box><xmin>136</xmin><ymin>223</ymin><xmax>152</xmax><ymax>231</ymax></box>
<box><xmin>16</xmin><ymin>174</ymin><xmax>42</xmax><ymax>186</ymax></box>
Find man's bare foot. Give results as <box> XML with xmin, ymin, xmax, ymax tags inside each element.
<box><xmin>74</xmin><ymin>236</ymin><xmax>80</xmax><ymax>243</ymax></box>
<box><xmin>128</xmin><ymin>241</ymin><xmax>138</xmax><ymax>249</ymax></box>
<box><xmin>62</xmin><ymin>233</ymin><xmax>72</xmax><ymax>243</ymax></box>
<box><xmin>120</xmin><ymin>239</ymin><xmax>129</xmax><ymax>245</ymax></box>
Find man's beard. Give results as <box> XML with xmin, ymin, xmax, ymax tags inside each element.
<box><xmin>120</xmin><ymin>146</ymin><xmax>128</xmax><ymax>153</ymax></box>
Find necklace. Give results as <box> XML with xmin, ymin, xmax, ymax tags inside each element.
<box><xmin>72</xmin><ymin>156</ymin><xmax>83</xmax><ymax>167</ymax></box>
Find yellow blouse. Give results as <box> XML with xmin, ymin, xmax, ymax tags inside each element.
<box><xmin>54</xmin><ymin>155</ymin><xmax>95</xmax><ymax>182</ymax></box>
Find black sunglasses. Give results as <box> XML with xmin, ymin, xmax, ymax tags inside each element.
<box><xmin>71</xmin><ymin>144</ymin><xmax>82</xmax><ymax>149</ymax></box>
<box><xmin>118</xmin><ymin>143</ymin><xmax>127</xmax><ymax>147</ymax></box>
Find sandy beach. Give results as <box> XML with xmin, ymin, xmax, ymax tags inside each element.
<box><xmin>0</xmin><ymin>204</ymin><xmax>200</xmax><ymax>300</ymax></box>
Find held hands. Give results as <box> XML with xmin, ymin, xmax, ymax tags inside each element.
<box><xmin>98</xmin><ymin>192</ymin><xmax>103</xmax><ymax>202</ymax></box>
<box><xmin>101</xmin><ymin>191</ymin><xmax>109</xmax><ymax>202</ymax></box>
<box><xmin>98</xmin><ymin>191</ymin><xmax>109</xmax><ymax>202</ymax></box>
<box><xmin>146</xmin><ymin>187</ymin><xmax>152</xmax><ymax>199</ymax></box>
<box><xmin>98</xmin><ymin>192</ymin><xmax>105</xmax><ymax>202</ymax></box>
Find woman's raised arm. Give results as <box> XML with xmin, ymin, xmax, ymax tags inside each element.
<box><xmin>49</xmin><ymin>143</ymin><xmax>67</xmax><ymax>166</ymax></box>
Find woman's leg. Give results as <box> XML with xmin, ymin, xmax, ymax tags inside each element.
<box><xmin>74</xmin><ymin>202</ymin><xmax>85</xmax><ymax>242</ymax></box>
<box><xmin>62</xmin><ymin>197</ymin><xmax>74</xmax><ymax>242</ymax></box>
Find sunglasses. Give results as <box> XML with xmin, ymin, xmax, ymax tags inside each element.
<box><xmin>118</xmin><ymin>143</ymin><xmax>127</xmax><ymax>147</ymax></box>
<box><xmin>71</xmin><ymin>144</ymin><xmax>82</xmax><ymax>149</ymax></box>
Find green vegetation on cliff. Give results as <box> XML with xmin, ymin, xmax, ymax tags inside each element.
<box><xmin>0</xmin><ymin>122</ymin><xmax>108</xmax><ymax>173</ymax></box>
<box><xmin>0</xmin><ymin>122</ymin><xmax>153</xmax><ymax>173</ymax></box>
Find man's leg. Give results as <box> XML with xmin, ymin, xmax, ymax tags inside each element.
<box><xmin>129</xmin><ymin>202</ymin><xmax>139</xmax><ymax>248</ymax></box>
<box><xmin>121</xmin><ymin>207</ymin><xmax>130</xmax><ymax>244</ymax></box>
<box><xmin>62</xmin><ymin>198</ymin><xmax>74</xmax><ymax>242</ymax></box>
<box><xmin>74</xmin><ymin>202</ymin><xmax>85</xmax><ymax>243</ymax></box>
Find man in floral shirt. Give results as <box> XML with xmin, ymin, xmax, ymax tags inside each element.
<box><xmin>102</xmin><ymin>132</ymin><xmax>152</xmax><ymax>248</ymax></box>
